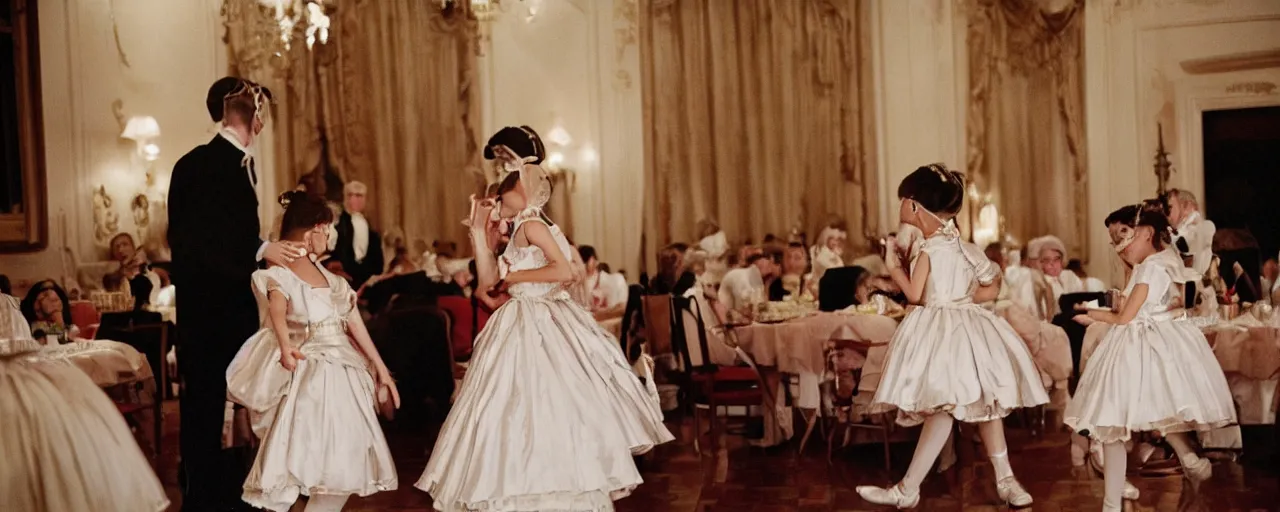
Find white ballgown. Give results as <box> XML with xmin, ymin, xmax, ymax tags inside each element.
<box><xmin>417</xmin><ymin>216</ymin><xmax>674</xmax><ymax>512</ymax></box>
<box><xmin>0</xmin><ymin>348</ymin><xmax>169</xmax><ymax>512</ymax></box>
<box><xmin>869</xmin><ymin>230</ymin><xmax>1049</xmax><ymax>426</ymax></box>
<box><xmin>225</xmin><ymin>265</ymin><xmax>397</xmax><ymax>511</ymax></box>
<box><xmin>1065</xmin><ymin>251</ymin><xmax>1236</xmax><ymax>443</ymax></box>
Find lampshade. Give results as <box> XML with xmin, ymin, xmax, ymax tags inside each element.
<box><xmin>121</xmin><ymin>116</ymin><xmax>161</xmax><ymax>141</ymax></box>
<box><xmin>546</xmin><ymin>125</ymin><xmax>573</xmax><ymax>147</ymax></box>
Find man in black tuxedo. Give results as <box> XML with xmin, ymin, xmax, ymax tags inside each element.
<box><xmin>167</xmin><ymin>77</ymin><xmax>305</xmax><ymax>511</ymax></box>
<box><xmin>329</xmin><ymin>180</ymin><xmax>384</xmax><ymax>287</ymax></box>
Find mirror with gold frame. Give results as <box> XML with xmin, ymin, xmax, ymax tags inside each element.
<box><xmin>0</xmin><ymin>0</ymin><xmax>46</xmax><ymax>252</ymax></box>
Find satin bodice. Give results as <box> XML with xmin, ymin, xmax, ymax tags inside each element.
<box><xmin>915</xmin><ymin>233</ymin><xmax>1000</xmax><ymax>307</ymax></box>
<box><xmin>499</xmin><ymin>218</ymin><xmax>576</xmax><ymax>301</ymax></box>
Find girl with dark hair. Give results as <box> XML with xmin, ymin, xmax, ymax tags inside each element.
<box><xmin>225</xmin><ymin>191</ymin><xmax>400</xmax><ymax>512</ymax></box>
<box><xmin>857</xmin><ymin>164</ymin><xmax>1048</xmax><ymax>509</ymax></box>
<box><xmin>21</xmin><ymin>280</ymin><xmax>78</xmax><ymax>343</ymax></box>
<box><xmin>1064</xmin><ymin>202</ymin><xmax>1235</xmax><ymax>511</ymax></box>
<box><xmin>418</xmin><ymin>127</ymin><xmax>672</xmax><ymax>511</ymax></box>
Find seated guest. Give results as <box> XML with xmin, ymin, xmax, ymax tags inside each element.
<box><xmin>1009</xmin><ymin>235</ymin><xmax>1083</xmax><ymax>319</ymax></box>
<box><xmin>769</xmin><ymin>242</ymin><xmax>811</xmax><ymax>301</ymax></box>
<box><xmin>719</xmin><ymin>244</ymin><xmax>783</xmax><ymax>322</ymax></box>
<box><xmin>330</xmin><ymin>180</ymin><xmax>384</xmax><ymax>287</ymax></box>
<box><xmin>736</xmin><ymin>243</ymin><xmax>763</xmax><ymax>268</ymax></box>
<box><xmin>810</xmin><ymin>222</ymin><xmax>847</xmax><ymax>284</ymax></box>
<box><xmin>580</xmin><ymin>246</ymin><xmax>628</xmax><ymax>315</ymax></box>
<box><xmin>103</xmin><ymin>232</ymin><xmax>162</xmax><ymax>307</ymax></box>
<box><xmin>20</xmin><ymin>280</ymin><xmax>79</xmax><ymax>343</ymax></box>
<box><xmin>649</xmin><ymin>242</ymin><xmax>690</xmax><ymax>295</ymax></box>
<box><xmin>696</xmin><ymin>219</ymin><xmax>730</xmax><ymax>286</ymax></box>
<box><xmin>818</xmin><ymin>266</ymin><xmax>866</xmax><ymax>312</ymax></box>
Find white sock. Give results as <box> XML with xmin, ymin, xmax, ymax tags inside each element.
<box><xmin>304</xmin><ymin>494</ymin><xmax>349</xmax><ymax>512</ymax></box>
<box><xmin>989</xmin><ymin>449</ymin><xmax>1015</xmax><ymax>481</ymax></box>
<box><xmin>1165</xmin><ymin>433</ymin><xmax>1202</xmax><ymax>467</ymax></box>
<box><xmin>1102</xmin><ymin>442</ymin><xmax>1127</xmax><ymax>510</ymax></box>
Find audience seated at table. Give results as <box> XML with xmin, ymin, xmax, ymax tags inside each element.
<box><xmin>101</xmin><ymin>232</ymin><xmax>163</xmax><ymax>308</ymax></box>
<box><xmin>769</xmin><ymin>243</ymin><xmax>812</xmax><ymax>301</ymax></box>
<box><xmin>580</xmin><ymin>245</ymin><xmax>628</xmax><ymax>317</ymax></box>
<box><xmin>719</xmin><ymin>244</ymin><xmax>783</xmax><ymax>323</ymax></box>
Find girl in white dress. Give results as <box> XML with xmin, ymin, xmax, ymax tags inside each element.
<box><xmin>1064</xmin><ymin>202</ymin><xmax>1235</xmax><ymax>512</ymax></box>
<box><xmin>857</xmin><ymin>164</ymin><xmax>1049</xmax><ymax>509</ymax></box>
<box><xmin>417</xmin><ymin>126</ymin><xmax>673</xmax><ymax>512</ymax></box>
<box><xmin>1</xmin><ymin>344</ymin><xmax>170</xmax><ymax>512</ymax></box>
<box><xmin>226</xmin><ymin>191</ymin><xmax>401</xmax><ymax>512</ymax></box>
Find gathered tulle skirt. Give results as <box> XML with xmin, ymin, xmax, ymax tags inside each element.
<box><xmin>0</xmin><ymin>354</ymin><xmax>169</xmax><ymax>512</ymax></box>
<box><xmin>226</xmin><ymin>325</ymin><xmax>398</xmax><ymax>511</ymax></box>
<box><xmin>1065</xmin><ymin>318</ymin><xmax>1236</xmax><ymax>443</ymax></box>
<box><xmin>416</xmin><ymin>295</ymin><xmax>674</xmax><ymax>512</ymax></box>
<box><xmin>868</xmin><ymin>304</ymin><xmax>1050</xmax><ymax>426</ymax></box>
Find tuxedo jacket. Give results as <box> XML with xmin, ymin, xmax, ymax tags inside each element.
<box><xmin>166</xmin><ymin>135</ymin><xmax>262</xmax><ymax>367</ymax></box>
<box><xmin>333</xmin><ymin>210</ymin><xmax>384</xmax><ymax>287</ymax></box>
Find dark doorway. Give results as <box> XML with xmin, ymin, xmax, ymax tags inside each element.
<box><xmin>1202</xmin><ymin>106</ymin><xmax>1280</xmax><ymax>261</ymax></box>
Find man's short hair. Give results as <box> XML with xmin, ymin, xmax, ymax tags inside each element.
<box><xmin>345</xmin><ymin>181</ymin><xmax>368</xmax><ymax>195</ymax></box>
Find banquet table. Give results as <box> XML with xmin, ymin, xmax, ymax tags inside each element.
<box><xmin>730</xmin><ymin>312</ymin><xmax>899</xmax><ymax>446</ymax></box>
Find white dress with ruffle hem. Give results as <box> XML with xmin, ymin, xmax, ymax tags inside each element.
<box><xmin>416</xmin><ymin>217</ymin><xmax>674</xmax><ymax>512</ymax></box>
<box><xmin>0</xmin><ymin>349</ymin><xmax>169</xmax><ymax>512</ymax></box>
<box><xmin>1065</xmin><ymin>251</ymin><xmax>1237</xmax><ymax>443</ymax></box>
<box><xmin>225</xmin><ymin>265</ymin><xmax>397</xmax><ymax>511</ymax></box>
<box><xmin>868</xmin><ymin>232</ymin><xmax>1050</xmax><ymax>426</ymax></box>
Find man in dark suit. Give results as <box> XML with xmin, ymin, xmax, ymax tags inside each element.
<box><xmin>167</xmin><ymin>77</ymin><xmax>305</xmax><ymax>511</ymax></box>
<box><xmin>329</xmin><ymin>180</ymin><xmax>383</xmax><ymax>287</ymax></box>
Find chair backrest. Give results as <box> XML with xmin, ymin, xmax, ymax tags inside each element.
<box><xmin>437</xmin><ymin>296</ymin><xmax>475</xmax><ymax>360</ymax></box>
<box><xmin>69</xmin><ymin>300</ymin><xmax>100</xmax><ymax>331</ymax></box>
<box><xmin>618</xmin><ymin>284</ymin><xmax>645</xmax><ymax>361</ymax></box>
<box><xmin>819</xmin><ymin>266</ymin><xmax>866</xmax><ymax>312</ymax></box>
<box><xmin>641</xmin><ymin>294</ymin><xmax>674</xmax><ymax>356</ymax></box>
<box><xmin>672</xmin><ymin>294</ymin><xmax>716</xmax><ymax>374</ymax></box>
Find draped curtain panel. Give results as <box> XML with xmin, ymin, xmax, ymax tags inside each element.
<box><xmin>639</xmin><ymin>0</ymin><xmax>876</xmax><ymax>272</ymax></box>
<box><xmin>966</xmin><ymin>0</ymin><xmax>1087</xmax><ymax>259</ymax></box>
<box><xmin>225</xmin><ymin>0</ymin><xmax>483</xmax><ymax>252</ymax></box>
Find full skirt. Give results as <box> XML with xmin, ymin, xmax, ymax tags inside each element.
<box><xmin>1065</xmin><ymin>319</ymin><xmax>1236</xmax><ymax>443</ymax></box>
<box><xmin>0</xmin><ymin>354</ymin><xmax>169</xmax><ymax>512</ymax></box>
<box><xmin>227</xmin><ymin>329</ymin><xmax>398</xmax><ymax>511</ymax></box>
<box><xmin>416</xmin><ymin>296</ymin><xmax>674</xmax><ymax>512</ymax></box>
<box><xmin>868</xmin><ymin>304</ymin><xmax>1050</xmax><ymax>426</ymax></box>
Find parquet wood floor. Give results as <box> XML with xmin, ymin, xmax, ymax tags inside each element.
<box><xmin>153</xmin><ymin>403</ymin><xmax>1279</xmax><ymax>511</ymax></box>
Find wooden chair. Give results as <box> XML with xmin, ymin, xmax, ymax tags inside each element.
<box><xmin>97</xmin><ymin>321</ymin><xmax>169</xmax><ymax>463</ymax></box>
<box><xmin>674</xmin><ymin>294</ymin><xmax>775</xmax><ymax>454</ymax></box>
<box><xmin>823</xmin><ymin>338</ymin><xmax>894</xmax><ymax>470</ymax></box>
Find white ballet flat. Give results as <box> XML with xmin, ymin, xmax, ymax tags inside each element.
<box><xmin>995</xmin><ymin>476</ymin><xmax>1033</xmax><ymax>507</ymax></box>
<box><xmin>1123</xmin><ymin>480</ymin><xmax>1140</xmax><ymax>501</ymax></box>
<box><xmin>1183</xmin><ymin>457</ymin><xmax>1212</xmax><ymax>490</ymax></box>
<box><xmin>856</xmin><ymin>483</ymin><xmax>920</xmax><ymax>509</ymax></box>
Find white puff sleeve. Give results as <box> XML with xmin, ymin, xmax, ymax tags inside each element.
<box><xmin>961</xmin><ymin>242</ymin><xmax>1001</xmax><ymax>286</ymax></box>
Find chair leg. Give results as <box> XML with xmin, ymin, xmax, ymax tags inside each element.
<box><xmin>692</xmin><ymin>405</ymin><xmax>702</xmax><ymax>456</ymax></box>
<box><xmin>798</xmin><ymin>408</ymin><xmax>819</xmax><ymax>455</ymax></box>
<box><xmin>709</xmin><ymin>405</ymin><xmax>721</xmax><ymax>453</ymax></box>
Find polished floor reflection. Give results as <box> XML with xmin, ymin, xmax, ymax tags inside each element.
<box><xmin>155</xmin><ymin>403</ymin><xmax>1279</xmax><ymax>511</ymax></box>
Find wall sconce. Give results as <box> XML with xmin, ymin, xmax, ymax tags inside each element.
<box><xmin>122</xmin><ymin>116</ymin><xmax>161</xmax><ymax>160</ymax></box>
<box><xmin>121</xmin><ymin>115</ymin><xmax>161</xmax><ymax>186</ymax></box>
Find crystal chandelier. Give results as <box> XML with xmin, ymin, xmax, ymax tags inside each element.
<box><xmin>257</xmin><ymin>0</ymin><xmax>331</xmax><ymax>51</ymax></box>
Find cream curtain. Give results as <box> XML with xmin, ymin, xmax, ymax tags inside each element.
<box><xmin>225</xmin><ymin>0</ymin><xmax>483</xmax><ymax>254</ymax></box>
<box><xmin>639</xmin><ymin>0</ymin><xmax>876</xmax><ymax>272</ymax></box>
<box><xmin>966</xmin><ymin>0</ymin><xmax>1087</xmax><ymax>259</ymax></box>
